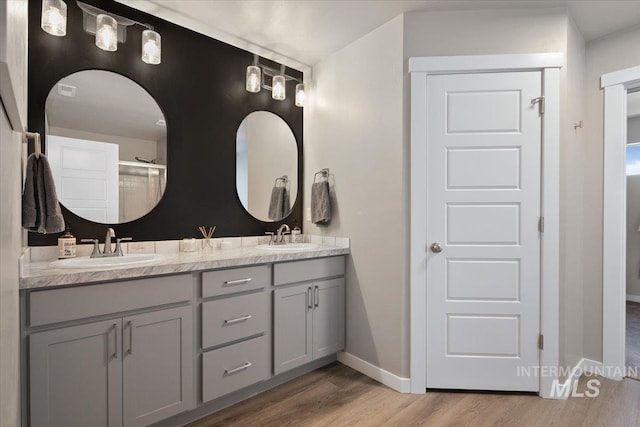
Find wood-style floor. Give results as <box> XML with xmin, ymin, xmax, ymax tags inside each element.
<box><xmin>188</xmin><ymin>363</ymin><xmax>640</xmax><ymax>427</ymax></box>
<box><xmin>627</xmin><ymin>301</ymin><xmax>640</xmax><ymax>381</ymax></box>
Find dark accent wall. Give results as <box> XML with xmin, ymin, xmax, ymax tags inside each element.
<box><xmin>28</xmin><ymin>0</ymin><xmax>303</xmax><ymax>245</ymax></box>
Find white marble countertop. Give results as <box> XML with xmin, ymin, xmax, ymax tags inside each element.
<box><xmin>20</xmin><ymin>244</ymin><xmax>349</xmax><ymax>290</ymax></box>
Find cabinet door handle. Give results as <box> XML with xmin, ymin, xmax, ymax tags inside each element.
<box><xmin>224</xmin><ymin>314</ymin><xmax>252</xmax><ymax>325</ymax></box>
<box><xmin>224</xmin><ymin>278</ymin><xmax>252</xmax><ymax>286</ymax></box>
<box><xmin>110</xmin><ymin>323</ymin><xmax>118</xmax><ymax>360</ymax></box>
<box><xmin>314</xmin><ymin>285</ymin><xmax>320</xmax><ymax>308</ymax></box>
<box><xmin>127</xmin><ymin>321</ymin><xmax>134</xmax><ymax>355</ymax></box>
<box><xmin>224</xmin><ymin>362</ymin><xmax>252</xmax><ymax>375</ymax></box>
<box><xmin>307</xmin><ymin>287</ymin><xmax>313</xmax><ymax>310</ymax></box>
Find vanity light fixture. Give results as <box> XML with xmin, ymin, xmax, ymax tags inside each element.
<box><xmin>272</xmin><ymin>75</ymin><xmax>286</xmax><ymax>101</ymax></box>
<box><xmin>246</xmin><ymin>65</ymin><xmax>262</xmax><ymax>93</ymax></box>
<box><xmin>245</xmin><ymin>60</ymin><xmax>304</xmax><ymax>106</ymax></box>
<box><xmin>42</xmin><ymin>2</ymin><xmax>162</xmax><ymax>64</ymax></box>
<box><xmin>95</xmin><ymin>14</ymin><xmax>117</xmax><ymax>51</ymax></box>
<box><xmin>141</xmin><ymin>29</ymin><xmax>161</xmax><ymax>64</ymax></box>
<box><xmin>295</xmin><ymin>83</ymin><xmax>306</xmax><ymax>107</ymax></box>
<box><xmin>41</xmin><ymin>0</ymin><xmax>67</xmax><ymax>36</ymax></box>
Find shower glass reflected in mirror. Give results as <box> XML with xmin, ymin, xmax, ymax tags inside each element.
<box><xmin>236</xmin><ymin>111</ymin><xmax>298</xmax><ymax>222</ymax></box>
<box><xmin>45</xmin><ymin>70</ymin><xmax>167</xmax><ymax>224</ymax></box>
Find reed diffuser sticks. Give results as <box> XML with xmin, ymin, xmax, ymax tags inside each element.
<box><xmin>199</xmin><ymin>225</ymin><xmax>216</xmax><ymax>250</ymax></box>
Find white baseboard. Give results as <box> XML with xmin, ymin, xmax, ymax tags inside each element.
<box><xmin>337</xmin><ymin>352</ymin><xmax>411</xmax><ymax>393</ymax></box>
<box><xmin>627</xmin><ymin>294</ymin><xmax>640</xmax><ymax>303</ymax></box>
<box><xmin>552</xmin><ymin>358</ymin><xmax>604</xmax><ymax>399</ymax></box>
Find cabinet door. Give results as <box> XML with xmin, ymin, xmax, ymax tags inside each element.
<box><xmin>122</xmin><ymin>306</ymin><xmax>194</xmax><ymax>427</ymax></box>
<box><xmin>274</xmin><ymin>284</ymin><xmax>313</xmax><ymax>375</ymax></box>
<box><xmin>30</xmin><ymin>319</ymin><xmax>123</xmax><ymax>427</ymax></box>
<box><xmin>312</xmin><ymin>278</ymin><xmax>345</xmax><ymax>359</ymax></box>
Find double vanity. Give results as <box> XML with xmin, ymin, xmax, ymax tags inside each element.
<box><xmin>19</xmin><ymin>240</ymin><xmax>348</xmax><ymax>426</ymax></box>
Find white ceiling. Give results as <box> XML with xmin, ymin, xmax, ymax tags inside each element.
<box><xmin>141</xmin><ymin>0</ymin><xmax>640</xmax><ymax>66</ymax></box>
<box><xmin>46</xmin><ymin>70</ymin><xmax>165</xmax><ymax>141</ymax></box>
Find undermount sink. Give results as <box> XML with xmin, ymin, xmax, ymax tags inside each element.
<box><xmin>50</xmin><ymin>253</ymin><xmax>162</xmax><ymax>269</ymax></box>
<box><xmin>255</xmin><ymin>243</ymin><xmax>320</xmax><ymax>251</ymax></box>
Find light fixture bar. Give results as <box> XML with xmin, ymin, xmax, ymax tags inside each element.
<box><xmin>75</xmin><ymin>1</ymin><xmax>161</xmax><ymax>64</ymax></box>
<box><xmin>245</xmin><ymin>61</ymin><xmax>304</xmax><ymax>106</ymax></box>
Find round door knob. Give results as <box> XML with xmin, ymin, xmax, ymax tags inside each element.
<box><xmin>430</xmin><ymin>242</ymin><xmax>443</xmax><ymax>253</ymax></box>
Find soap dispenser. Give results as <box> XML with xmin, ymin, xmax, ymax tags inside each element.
<box><xmin>291</xmin><ymin>226</ymin><xmax>302</xmax><ymax>243</ymax></box>
<box><xmin>58</xmin><ymin>230</ymin><xmax>77</xmax><ymax>259</ymax></box>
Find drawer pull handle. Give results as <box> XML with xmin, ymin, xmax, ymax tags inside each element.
<box><xmin>225</xmin><ymin>362</ymin><xmax>252</xmax><ymax>375</ymax></box>
<box><xmin>224</xmin><ymin>315</ymin><xmax>252</xmax><ymax>325</ymax></box>
<box><xmin>224</xmin><ymin>278</ymin><xmax>252</xmax><ymax>286</ymax></box>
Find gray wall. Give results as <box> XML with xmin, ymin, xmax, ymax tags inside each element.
<box><xmin>305</xmin><ymin>15</ymin><xmax>406</xmax><ymax>376</ymax></box>
<box><xmin>563</xmin><ymin>14</ymin><xmax>587</xmax><ymax>379</ymax></box>
<box><xmin>0</xmin><ymin>1</ymin><xmax>27</xmax><ymax>425</ymax></box>
<box><xmin>583</xmin><ymin>26</ymin><xmax>640</xmax><ymax>362</ymax></box>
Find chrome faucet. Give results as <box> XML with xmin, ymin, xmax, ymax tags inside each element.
<box><xmin>275</xmin><ymin>224</ymin><xmax>291</xmax><ymax>245</ymax></box>
<box><xmin>81</xmin><ymin>228</ymin><xmax>132</xmax><ymax>258</ymax></box>
<box><xmin>104</xmin><ymin>228</ymin><xmax>116</xmax><ymax>255</ymax></box>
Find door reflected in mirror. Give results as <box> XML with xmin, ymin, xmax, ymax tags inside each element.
<box><xmin>236</xmin><ymin>111</ymin><xmax>298</xmax><ymax>222</ymax></box>
<box><xmin>45</xmin><ymin>70</ymin><xmax>167</xmax><ymax>224</ymax></box>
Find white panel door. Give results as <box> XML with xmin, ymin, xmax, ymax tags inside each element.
<box><xmin>426</xmin><ymin>72</ymin><xmax>541</xmax><ymax>391</ymax></box>
<box><xmin>47</xmin><ymin>135</ymin><xmax>119</xmax><ymax>223</ymax></box>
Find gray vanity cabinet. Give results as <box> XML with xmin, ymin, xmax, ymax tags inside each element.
<box><xmin>312</xmin><ymin>278</ymin><xmax>346</xmax><ymax>360</ymax></box>
<box><xmin>26</xmin><ymin>275</ymin><xmax>194</xmax><ymax>427</ymax></box>
<box><xmin>274</xmin><ymin>278</ymin><xmax>345</xmax><ymax>375</ymax></box>
<box><xmin>273</xmin><ymin>284</ymin><xmax>314</xmax><ymax>374</ymax></box>
<box><xmin>29</xmin><ymin>319</ymin><xmax>124</xmax><ymax>427</ymax></box>
<box><xmin>23</xmin><ymin>255</ymin><xmax>348</xmax><ymax>426</ymax></box>
<box><xmin>273</xmin><ymin>257</ymin><xmax>346</xmax><ymax>375</ymax></box>
<box><xmin>122</xmin><ymin>306</ymin><xmax>193</xmax><ymax>427</ymax></box>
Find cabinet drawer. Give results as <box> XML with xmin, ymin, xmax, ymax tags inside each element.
<box><xmin>202</xmin><ymin>292</ymin><xmax>268</xmax><ymax>348</ymax></box>
<box><xmin>202</xmin><ymin>265</ymin><xmax>270</xmax><ymax>298</ymax></box>
<box><xmin>274</xmin><ymin>256</ymin><xmax>345</xmax><ymax>286</ymax></box>
<box><xmin>29</xmin><ymin>274</ymin><xmax>192</xmax><ymax>327</ymax></box>
<box><xmin>202</xmin><ymin>335</ymin><xmax>269</xmax><ymax>402</ymax></box>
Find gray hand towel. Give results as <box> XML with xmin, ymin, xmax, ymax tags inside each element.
<box><xmin>311</xmin><ymin>181</ymin><xmax>331</xmax><ymax>224</ymax></box>
<box><xmin>268</xmin><ymin>186</ymin><xmax>289</xmax><ymax>221</ymax></box>
<box><xmin>22</xmin><ymin>153</ymin><xmax>65</xmax><ymax>234</ymax></box>
<box><xmin>283</xmin><ymin>187</ymin><xmax>290</xmax><ymax>218</ymax></box>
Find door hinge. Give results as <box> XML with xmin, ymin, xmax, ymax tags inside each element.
<box><xmin>531</xmin><ymin>96</ymin><xmax>545</xmax><ymax>115</ymax></box>
<box><xmin>538</xmin><ymin>334</ymin><xmax>544</xmax><ymax>350</ymax></box>
<box><xmin>538</xmin><ymin>217</ymin><xmax>544</xmax><ymax>233</ymax></box>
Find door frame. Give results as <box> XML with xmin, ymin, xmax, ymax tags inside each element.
<box><xmin>600</xmin><ymin>65</ymin><xmax>640</xmax><ymax>380</ymax></box>
<box><xmin>409</xmin><ymin>53</ymin><xmax>563</xmax><ymax>398</ymax></box>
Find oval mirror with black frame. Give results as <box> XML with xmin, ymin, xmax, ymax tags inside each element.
<box><xmin>45</xmin><ymin>70</ymin><xmax>167</xmax><ymax>224</ymax></box>
<box><xmin>236</xmin><ymin>111</ymin><xmax>298</xmax><ymax>222</ymax></box>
